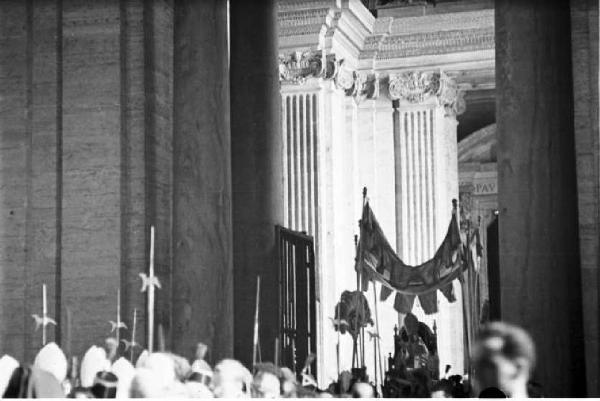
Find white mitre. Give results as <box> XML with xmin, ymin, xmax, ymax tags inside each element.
<box><xmin>0</xmin><ymin>355</ymin><xmax>19</xmax><ymax>396</ymax></box>
<box><xmin>80</xmin><ymin>345</ymin><xmax>110</xmax><ymax>387</ymax></box>
<box><xmin>33</xmin><ymin>342</ymin><xmax>67</xmax><ymax>382</ymax></box>
<box><xmin>111</xmin><ymin>357</ymin><xmax>135</xmax><ymax>399</ymax></box>
<box><xmin>135</xmin><ymin>350</ymin><xmax>149</xmax><ymax>369</ymax></box>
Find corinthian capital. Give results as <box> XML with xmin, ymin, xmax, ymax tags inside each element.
<box><xmin>278</xmin><ymin>50</ymin><xmax>337</xmax><ymax>84</ymax></box>
<box><xmin>333</xmin><ymin>61</ymin><xmax>379</xmax><ymax>102</ymax></box>
<box><xmin>388</xmin><ymin>71</ymin><xmax>465</xmax><ymax>115</ymax></box>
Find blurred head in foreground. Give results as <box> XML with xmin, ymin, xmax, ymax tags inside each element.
<box><xmin>211</xmin><ymin>359</ymin><xmax>252</xmax><ymax>398</ymax></box>
<box><xmin>471</xmin><ymin>322</ymin><xmax>535</xmax><ymax>398</ymax></box>
<box><xmin>252</xmin><ymin>363</ymin><xmax>281</xmax><ymax>399</ymax></box>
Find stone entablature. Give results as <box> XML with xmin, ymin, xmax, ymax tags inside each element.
<box><xmin>278</xmin><ymin>0</ymin><xmax>495</xmax><ymax>104</ymax></box>
<box><xmin>278</xmin><ymin>51</ymin><xmax>464</xmax><ymax>112</ymax></box>
<box><xmin>278</xmin><ymin>1</ymin><xmax>494</xmax><ymax>67</ymax></box>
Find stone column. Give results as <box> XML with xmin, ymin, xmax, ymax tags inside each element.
<box><xmin>0</xmin><ymin>0</ymin><xmax>35</xmax><ymax>360</ymax></box>
<box><xmin>570</xmin><ymin>0</ymin><xmax>599</xmax><ymax>395</ymax></box>
<box><xmin>278</xmin><ymin>60</ymin><xmax>383</xmax><ymax>383</ymax></box>
<box><xmin>496</xmin><ymin>0</ymin><xmax>585</xmax><ymax>396</ymax></box>
<box><xmin>230</xmin><ymin>0</ymin><xmax>283</xmax><ymax>367</ymax></box>
<box><xmin>172</xmin><ymin>0</ymin><xmax>233</xmax><ymax>362</ymax></box>
<box><xmin>389</xmin><ymin>71</ymin><xmax>464</xmax><ymax>374</ymax></box>
<box><xmin>61</xmin><ymin>0</ymin><xmax>123</xmax><ymax>356</ymax></box>
<box><xmin>280</xmin><ymin>81</ymin><xmax>324</xmax><ymax>379</ymax></box>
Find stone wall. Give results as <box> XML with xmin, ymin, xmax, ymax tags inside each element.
<box><xmin>0</xmin><ymin>0</ymin><xmax>233</xmax><ymax>364</ymax></box>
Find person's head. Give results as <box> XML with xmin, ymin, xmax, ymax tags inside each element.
<box><xmin>472</xmin><ymin>322</ymin><xmax>535</xmax><ymax>397</ymax></box>
<box><xmin>279</xmin><ymin>367</ymin><xmax>297</xmax><ymax>398</ymax></box>
<box><xmin>211</xmin><ymin>359</ymin><xmax>252</xmax><ymax>398</ymax></box>
<box><xmin>252</xmin><ymin>363</ymin><xmax>281</xmax><ymax>398</ymax></box>
<box><xmin>350</xmin><ymin>382</ymin><xmax>374</xmax><ymax>398</ymax></box>
<box><xmin>431</xmin><ymin>379</ymin><xmax>453</xmax><ymax>398</ymax></box>
<box><xmin>90</xmin><ymin>371</ymin><xmax>118</xmax><ymax>398</ymax></box>
<box><xmin>33</xmin><ymin>342</ymin><xmax>68</xmax><ymax>384</ymax></box>
<box><xmin>338</xmin><ymin>370</ymin><xmax>352</xmax><ymax>394</ymax></box>
<box><xmin>164</xmin><ymin>352</ymin><xmax>192</xmax><ymax>381</ymax></box>
<box><xmin>196</xmin><ymin>343</ymin><xmax>208</xmax><ymax>360</ymax></box>
<box><xmin>129</xmin><ymin>368</ymin><xmax>162</xmax><ymax>398</ymax></box>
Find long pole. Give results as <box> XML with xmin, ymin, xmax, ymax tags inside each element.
<box><xmin>116</xmin><ymin>289</ymin><xmax>121</xmax><ymax>345</ymax></box>
<box><xmin>158</xmin><ymin>324</ymin><xmax>165</xmax><ymax>352</ymax></box>
<box><xmin>65</xmin><ymin>307</ymin><xmax>72</xmax><ymax>357</ymax></box>
<box><xmin>148</xmin><ymin>226</ymin><xmax>155</xmax><ymax>352</ymax></box>
<box><xmin>274</xmin><ymin>337</ymin><xmax>279</xmax><ymax>368</ymax></box>
<box><xmin>130</xmin><ymin>308</ymin><xmax>137</xmax><ymax>362</ymax></box>
<box><xmin>252</xmin><ymin>275</ymin><xmax>261</xmax><ymax>369</ymax></box>
<box><xmin>336</xmin><ymin>301</ymin><xmax>341</xmax><ymax>378</ymax></box>
<box><xmin>373</xmin><ymin>281</ymin><xmax>384</xmax><ymax>396</ymax></box>
<box><xmin>42</xmin><ymin>284</ymin><xmax>47</xmax><ymax>345</ymax></box>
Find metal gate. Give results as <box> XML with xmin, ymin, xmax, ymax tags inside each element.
<box><xmin>276</xmin><ymin>226</ymin><xmax>317</xmax><ymax>378</ymax></box>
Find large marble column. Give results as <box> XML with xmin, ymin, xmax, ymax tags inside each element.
<box><xmin>389</xmin><ymin>71</ymin><xmax>464</xmax><ymax>374</ymax></box>
<box><xmin>230</xmin><ymin>0</ymin><xmax>284</xmax><ymax>367</ymax></box>
<box><xmin>570</xmin><ymin>0</ymin><xmax>599</xmax><ymax>395</ymax></box>
<box><xmin>278</xmin><ymin>59</ymin><xmax>385</xmax><ymax>384</ymax></box>
<box><xmin>496</xmin><ymin>0</ymin><xmax>585</xmax><ymax>396</ymax></box>
<box><xmin>60</xmin><ymin>0</ymin><xmax>124</xmax><ymax>356</ymax></box>
<box><xmin>172</xmin><ymin>0</ymin><xmax>232</xmax><ymax>362</ymax></box>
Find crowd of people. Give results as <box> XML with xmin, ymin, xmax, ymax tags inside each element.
<box><xmin>0</xmin><ymin>321</ymin><xmax>538</xmax><ymax>398</ymax></box>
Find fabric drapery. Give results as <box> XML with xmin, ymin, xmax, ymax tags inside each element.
<box><xmin>461</xmin><ymin>225</ymin><xmax>484</xmax><ymax>375</ymax></box>
<box><xmin>355</xmin><ymin>202</ymin><xmax>466</xmax><ymax>315</ymax></box>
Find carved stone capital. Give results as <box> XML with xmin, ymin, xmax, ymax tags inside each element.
<box><xmin>279</xmin><ymin>52</ymin><xmax>379</xmax><ymax>101</ymax></box>
<box><xmin>278</xmin><ymin>50</ymin><xmax>337</xmax><ymax>84</ymax></box>
<box><xmin>334</xmin><ymin>60</ymin><xmax>379</xmax><ymax>102</ymax></box>
<box><xmin>388</xmin><ymin>70</ymin><xmax>465</xmax><ymax>115</ymax></box>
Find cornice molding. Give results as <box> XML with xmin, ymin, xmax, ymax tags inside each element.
<box><xmin>374</xmin><ymin>28</ymin><xmax>494</xmax><ymax>60</ymax></box>
<box><xmin>277</xmin><ymin>2</ymin><xmax>495</xmax><ymax>93</ymax></box>
<box><xmin>278</xmin><ymin>3</ymin><xmax>494</xmax><ymax>61</ymax></box>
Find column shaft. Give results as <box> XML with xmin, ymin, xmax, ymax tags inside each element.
<box><xmin>172</xmin><ymin>0</ymin><xmax>233</xmax><ymax>362</ymax></box>
<box><xmin>230</xmin><ymin>0</ymin><xmax>283</xmax><ymax>367</ymax></box>
<box><xmin>496</xmin><ymin>0</ymin><xmax>585</xmax><ymax>395</ymax></box>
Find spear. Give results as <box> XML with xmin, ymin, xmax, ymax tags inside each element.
<box><xmin>139</xmin><ymin>226</ymin><xmax>161</xmax><ymax>352</ymax></box>
<box><xmin>65</xmin><ymin>307</ymin><xmax>72</xmax><ymax>358</ymax></box>
<box><xmin>31</xmin><ymin>284</ymin><xmax>56</xmax><ymax>345</ymax></box>
<box><xmin>42</xmin><ymin>284</ymin><xmax>47</xmax><ymax>345</ymax></box>
<box><xmin>121</xmin><ymin>308</ymin><xmax>140</xmax><ymax>361</ymax></box>
<box><xmin>252</xmin><ymin>276</ymin><xmax>261</xmax><ymax>369</ymax></box>
<box><xmin>148</xmin><ymin>226</ymin><xmax>155</xmax><ymax>352</ymax></box>
<box><xmin>109</xmin><ymin>289</ymin><xmax>127</xmax><ymax>345</ymax></box>
<box><xmin>130</xmin><ymin>308</ymin><xmax>137</xmax><ymax>362</ymax></box>
<box><xmin>117</xmin><ymin>290</ymin><xmax>121</xmax><ymax>344</ymax></box>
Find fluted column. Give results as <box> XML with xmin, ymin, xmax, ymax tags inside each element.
<box><xmin>390</xmin><ymin>71</ymin><xmax>464</xmax><ymax>374</ymax></box>
<box><xmin>278</xmin><ymin>56</ymin><xmax>383</xmax><ymax>383</ymax></box>
<box><xmin>230</xmin><ymin>0</ymin><xmax>283</xmax><ymax>368</ymax></box>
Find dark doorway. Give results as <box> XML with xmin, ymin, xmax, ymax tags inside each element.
<box><xmin>276</xmin><ymin>226</ymin><xmax>318</xmax><ymax>378</ymax></box>
<box><xmin>486</xmin><ymin>215</ymin><xmax>501</xmax><ymax>321</ymax></box>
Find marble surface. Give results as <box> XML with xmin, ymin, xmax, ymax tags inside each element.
<box><xmin>230</xmin><ymin>0</ymin><xmax>284</xmax><ymax>368</ymax></box>
<box><xmin>172</xmin><ymin>0</ymin><xmax>233</xmax><ymax>362</ymax></box>
<box><xmin>496</xmin><ymin>1</ymin><xmax>586</xmax><ymax>396</ymax></box>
